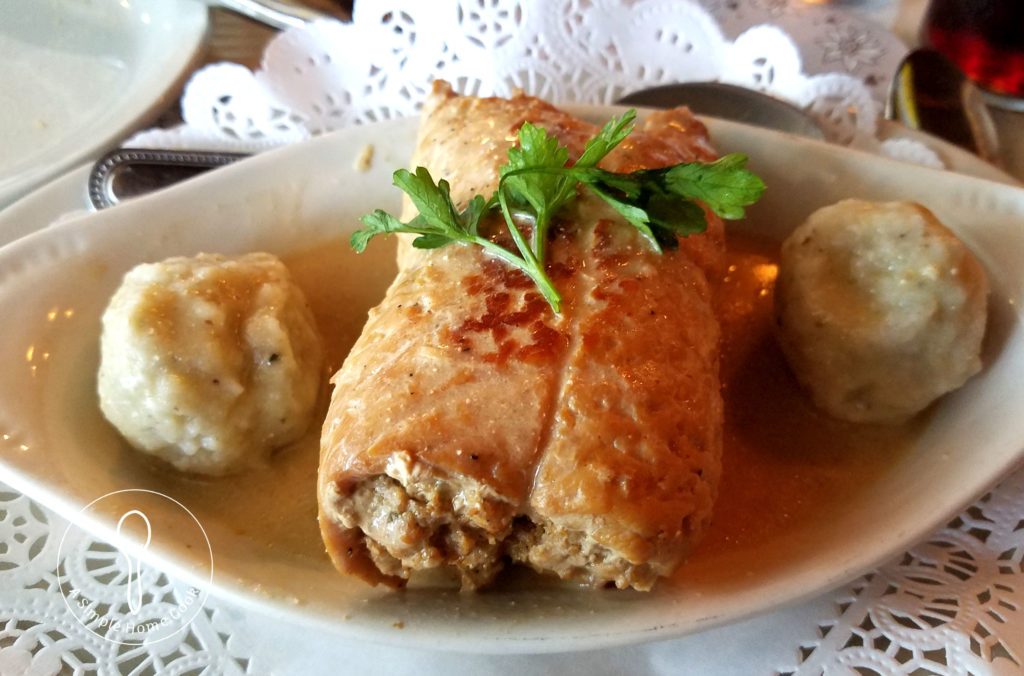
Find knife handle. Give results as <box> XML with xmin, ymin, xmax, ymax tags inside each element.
<box><xmin>88</xmin><ymin>149</ymin><xmax>249</xmax><ymax>210</ymax></box>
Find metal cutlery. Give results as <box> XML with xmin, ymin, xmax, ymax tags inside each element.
<box><xmin>208</xmin><ymin>0</ymin><xmax>351</xmax><ymax>30</ymax></box>
<box><xmin>617</xmin><ymin>82</ymin><xmax>826</xmax><ymax>140</ymax></box>
<box><xmin>88</xmin><ymin>149</ymin><xmax>247</xmax><ymax>210</ymax></box>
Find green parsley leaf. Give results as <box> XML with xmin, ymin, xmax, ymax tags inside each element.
<box><xmin>663</xmin><ymin>154</ymin><xmax>766</xmax><ymax>220</ymax></box>
<box><xmin>500</xmin><ymin>122</ymin><xmax>573</xmax><ymax>257</ymax></box>
<box><xmin>581</xmin><ymin>178</ymin><xmax>662</xmax><ymax>251</ymax></box>
<box><xmin>351</xmin><ymin>110</ymin><xmax>766</xmax><ymax>314</ymax></box>
<box><xmin>502</xmin><ymin>123</ymin><xmax>571</xmax><ymax>210</ymax></box>
<box><xmin>393</xmin><ymin>167</ymin><xmax>461</xmax><ymax>233</ymax></box>
<box><xmin>499</xmin><ymin>110</ymin><xmax>640</xmax><ymax>260</ymax></box>
<box><xmin>352</xmin><ymin>166</ymin><xmax>561</xmax><ymax>312</ymax></box>
<box><xmin>411</xmin><ymin>233</ymin><xmax>453</xmax><ymax>249</ymax></box>
<box><xmin>575</xmin><ymin>109</ymin><xmax>636</xmax><ymax>168</ymax></box>
<box><xmin>462</xmin><ymin>194</ymin><xmax>489</xmax><ymax>237</ymax></box>
<box><xmin>352</xmin><ymin>210</ymin><xmax>405</xmax><ymax>252</ymax></box>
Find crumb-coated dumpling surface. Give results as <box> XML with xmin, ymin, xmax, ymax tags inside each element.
<box><xmin>775</xmin><ymin>199</ymin><xmax>989</xmax><ymax>424</ymax></box>
<box><xmin>98</xmin><ymin>252</ymin><xmax>324</xmax><ymax>475</ymax></box>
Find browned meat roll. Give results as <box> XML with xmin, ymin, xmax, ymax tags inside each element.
<box><xmin>318</xmin><ymin>81</ymin><xmax>725</xmax><ymax>591</ymax></box>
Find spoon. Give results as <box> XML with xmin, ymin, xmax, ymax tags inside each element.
<box><xmin>886</xmin><ymin>48</ymin><xmax>1002</xmax><ymax>166</ymax></box>
<box><xmin>617</xmin><ymin>82</ymin><xmax>826</xmax><ymax>140</ymax></box>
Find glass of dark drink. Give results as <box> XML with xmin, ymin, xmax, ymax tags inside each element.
<box><xmin>922</xmin><ymin>0</ymin><xmax>1024</xmax><ymax>108</ymax></box>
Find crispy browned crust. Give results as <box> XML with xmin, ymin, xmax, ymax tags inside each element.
<box><xmin>318</xmin><ymin>81</ymin><xmax>724</xmax><ymax>589</ymax></box>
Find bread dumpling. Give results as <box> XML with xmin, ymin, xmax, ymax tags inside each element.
<box><xmin>775</xmin><ymin>199</ymin><xmax>989</xmax><ymax>424</ymax></box>
<box><xmin>98</xmin><ymin>252</ymin><xmax>324</xmax><ymax>475</ymax></box>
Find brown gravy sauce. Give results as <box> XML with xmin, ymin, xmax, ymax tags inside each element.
<box><xmin>690</xmin><ymin>234</ymin><xmax>919</xmax><ymax>564</ymax></box>
<box><xmin>147</xmin><ymin>234</ymin><xmax>917</xmax><ymax>575</ymax></box>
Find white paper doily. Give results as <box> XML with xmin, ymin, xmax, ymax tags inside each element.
<box><xmin>788</xmin><ymin>468</ymin><xmax>1024</xmax><ymax>675</ymax></box>
<box><xmin>0</xmin><ymin>486</ymin><xmax>261</xmax><ymax>676</ymax></box>
<box><xmin>127</xmin><ymin>0</ymin><xmax>942</xmax><ymax>167</ymax></box>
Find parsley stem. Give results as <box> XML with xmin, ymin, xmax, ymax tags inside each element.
<box><xmin>497</xmin><ymin>166</ymin><xmax>570</xmax><ymax>264</ymax></box>
<box><xmin>534</xmin><ymin>218</ymin><xmax>549</xmax><ymax>269</ymax></box>
<box><xmin>474</xmin><ymin>236</ymin><xmax>561</xmax><ymax>311</ymax></box>
<box><xmin>496</xmin><ymin>188</ymin><xmax>536</xmax><ymax>268</ymax></box>
<box><xmin>495</xmin><ymin>187</ymin><xmax>562</xmax><ymax>312</ymax></box>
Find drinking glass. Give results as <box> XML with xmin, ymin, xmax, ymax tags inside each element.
<box><xmin>921</xmin><ymin>0</ymin><xmax>1024</xmax><ymax>108</ymax></box>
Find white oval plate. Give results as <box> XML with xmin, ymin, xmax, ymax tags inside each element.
<box><xmin>0</xmin><ymin>111</ymin><xmax>1023</xmax><ymax>653</ymax></box>
<box><xmin>0</xmin><ymin>0</ymin><xmax>207</xmax><ymax>208</ymax></box>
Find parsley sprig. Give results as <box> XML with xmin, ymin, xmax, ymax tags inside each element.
<box><xmin>352</xmin><ymin>109</ymin><xmax>765</xmax><ymax>313</ymax></box>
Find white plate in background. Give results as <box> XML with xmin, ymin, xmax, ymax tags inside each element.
<box><xmin>0</xmin><ymin>112</ymin><xmax>1022</xmax><ymax>653</ymax></box>
<box><xmin>0</xmin><ymin>0</ymin><xmax>208</xmax><ymax>208</ymax></box>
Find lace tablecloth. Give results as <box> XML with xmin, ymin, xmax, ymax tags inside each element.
<box><xmin>3</xmin><ymin>1</ymin><xmax>1024</xmax><ymax>673</ymax></box>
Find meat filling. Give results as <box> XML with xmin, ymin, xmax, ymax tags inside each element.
<box><xmin>331</xmin><ymin>467</ymin><xmax>662</xmax><ymax>590</ymax></box>
<box><xmin>331</xmin><ymin>455</ymin><xmax>517</xmax><ymax>589</ymax></box>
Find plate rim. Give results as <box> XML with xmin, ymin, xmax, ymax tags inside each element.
<box><xmin>1</xmin><ymin>111</ymin><xmax>1023</xmax><ymax>653</ymax></box>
